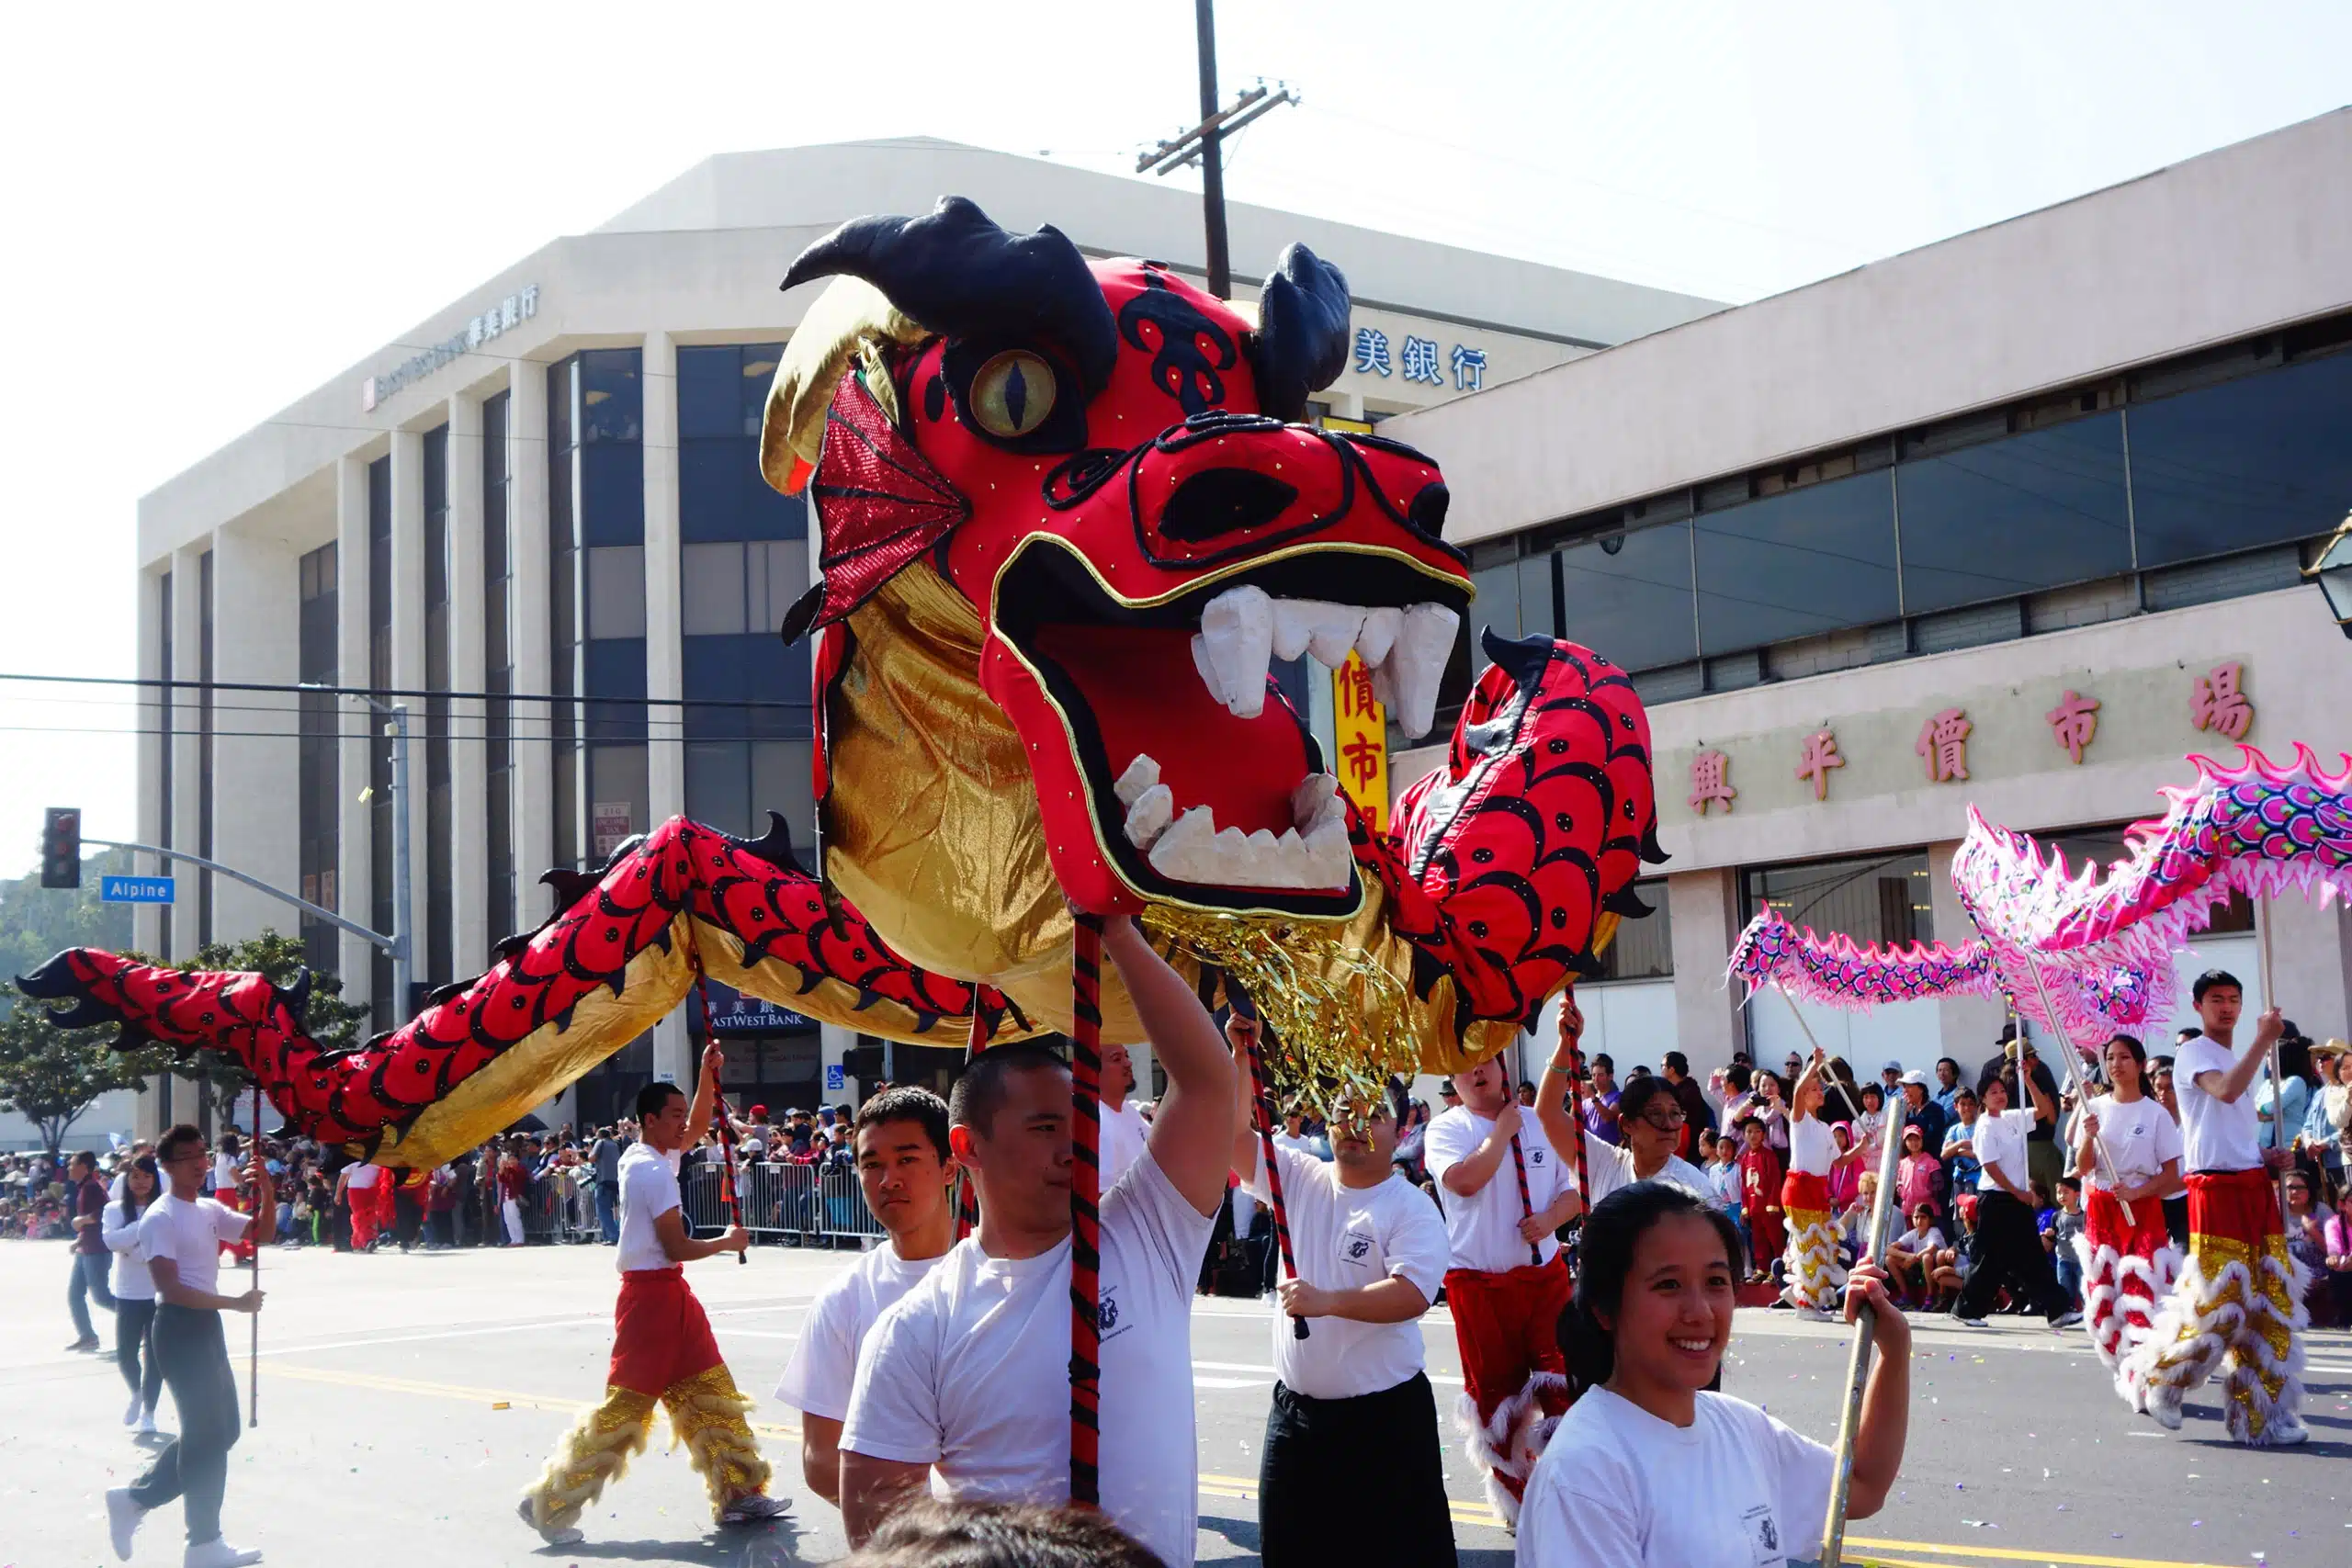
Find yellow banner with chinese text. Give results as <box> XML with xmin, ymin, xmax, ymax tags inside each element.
<box><xmin>1332</xmin><ymin>651</ymin><xmax>1388</xmax><ymax>834</ymax></box>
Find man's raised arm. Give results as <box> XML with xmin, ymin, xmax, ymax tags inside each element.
<box><xmin>1105</xmin><ymin>916</ymin><xmax>1235</xmax><ymax>1217</ymax></box>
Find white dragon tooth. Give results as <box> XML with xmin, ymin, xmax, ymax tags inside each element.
<box><xmin>1272</xmin><ymin>827</ymin><xmax>1315</xmax><ymax>886</ymax></box>
<box><xmin>1308</xmin><ymin>787</ymin><xmax>1348</xmax><ymax>838</ymax></box>
<box><xmin>1191</xmin><ymin>633</ymin><xmax>1230</xmax><ymax>708</ymax></box>
<box><xmin>1199</xmin><ymin>584</ymin><xmax>1272</xmax><ymax>718</ymax></box>
<box><xmin>1301</xmin><ymin>603</ymin><xmax>1367</xmax><ymax>669</ymax></box>
<box><xmin>1304</xmin><ymin>818</ymin><xmax>1354</xmax><ymax>887</ymax></box>
<box><xmin>1289</xmin><ymin>772</ymin><xmax>1340</xmax><ymax>829</ymax></box>
<box><xmin>1271</xmin><ymin>600</ymin><xmax>1313</xmax><ymax>662</ymax></box>
<box><xmin>1243</xmin><ymin>828</ymin><xmax>1283</xmax><ymax>872</ymax></box>
<box><xmin>1370</xmin><ymin>661</ymin><xmax>1400</xmax><ymax>715</ymax></box>
<box><xmin>1123</xmin><ymin>783</ymin><xmax>1173</xmax><ymax>850</ymax></box>
<box><xmin>1114</xmin><ymin>754</ymin><xmax>1162</xmax><ymax>811</ymax></box>
<box><xmin>1148</xmin><ymin>806</ymin><xmax>1217</xmax><ymax>881</ymax></box>
<box><xmin>1355</xmin><ymin>606</ymin><xmax>1404</xmax><ymax>669</ymax></box>
<box><xmin>1391</xmin><ymin>602</ymin><xmax>1460</xmax><ymax>740</ymax></box>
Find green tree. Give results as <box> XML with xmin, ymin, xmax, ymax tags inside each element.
<box><xmin>0</xmin><ymin>1003</ymin><xmax>171</xmax><ymax>1164</ymax></box>
<box><xmin>172</xmin><ymin>929</ymin><xmax>372</xmax><ymax>1123</ymax></box>
<box><xmin>0</xmin><ymin>844</ymin><xmax>134</xmax><ymax>1013</ymax></box>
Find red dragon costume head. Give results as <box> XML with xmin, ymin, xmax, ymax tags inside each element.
<box><xmin>18</xmin><ymin>197</ymin><xmax>1663</xmax><ymax>1166</ymax></box>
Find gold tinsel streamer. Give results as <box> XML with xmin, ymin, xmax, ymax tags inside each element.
<box><xmin>1142</xmin><ymin>906</ymin><xmax>1423</xmax><ymax>1118</ymax></box>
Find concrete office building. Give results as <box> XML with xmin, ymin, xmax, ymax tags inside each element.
<box><xmin>1387</xmin><ymin>108</ymin><xmax>2352</xmax><ymax>1092</ymax></box>
<box><xmin>131</xmin><ymin>137</ymin><xmax>1718</xmax><ymax>1136</ymax></box>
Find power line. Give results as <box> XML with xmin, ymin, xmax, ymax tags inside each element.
<box><xmin>0</xmin><ymin>671</ymin><xmax>802</xmax><ymax>709</ymax></box>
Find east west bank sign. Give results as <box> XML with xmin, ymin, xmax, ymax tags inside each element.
<box><xmin>361</xmin><ymin>284</ymin><xmax>540</xmax><ymax>412</ymax></box>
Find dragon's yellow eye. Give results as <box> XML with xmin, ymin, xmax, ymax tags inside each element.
<box><xmin>969</xmin><ymin>351</ymin><xmax>1057</xmax><ymax>439</ymax></box>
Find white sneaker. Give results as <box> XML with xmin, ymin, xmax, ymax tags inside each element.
<box><xmin>2049</xmin><ymin>1309</ymin><xmax>2084</xmax><ymax>1331</ymax></box>
<box><xmin>136</xmin><ymin>1407</ymin><xmax>160</xmax><ymax>1435</ymax></box>
<box><xmin>718</xmin><ymin>1492</ymin><xmax>792</xmax><ymax>1526</ymax></box>
<box><xmin>105</xmin><ymin>1486</ymin><xmax>145</xmax><ymax>1562</ymax></box>
<box><xmin>183</xmin><ymin>1539</ymin><xmax>263</xmax><ymax>1568</ymax></box>
<box><xmin>515</xmin><ymin>1495</ymin><xmax>582</xmax><ymax>1547</ymax></box>
<box><xmin>123</xmin><ymin>1392</ymin><xmax>143</xmax><ymax>1427</ymax></box>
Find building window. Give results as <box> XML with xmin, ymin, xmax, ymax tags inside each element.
<box><xmin>483</xmin><ymin>390</ymin><xmax>515</xmax><ymax>941</ymax></box>
<box><xmin>552</xmin><ymin>350</ymin><xmax>649</xmax><ymax>870</ymax></box>
<box><xmin>424</xmin><ymin>425</ymin><xmax>453</xmax><ymax>987</ymax></box>
<box><xmin>1696</xmin><ymin>468</ymin><xmax>1899</xmax><ymax>654</ymax></box>
<box><xmin>1742</xmin><ymin>852</ymin><xmax>1934</xmax><ymax>950</ymax></box>
<box><xmin>679</xmin><ymin>344</ymin><xmax>804</xmax><ymax>542</ymax></box>
<box><xmin>197</xmin><ymin>550</ymin><xmax>215</xmax><ymax>946</ymax></box>
<box><xmin>157</xmin><ymin>570</ymin><xmax>175</xmax><ymax>962</ymax></box>
<box><xmin>681</xmin><ymin>540</ymin><xmax>807</xmax><ymax>637</ymax></box>
<box><xmin>297</xmin><ymin>542</ymin><xmax>338</xmax><ymax>977</ymax></box>
<box><xmin>2127</xmin><ymin>347</ymin><xmax>2352</xmax><ymax>570</ymax></box>
<box><xmin>1556</xmin><ymin>519</ymin><xmax>1697</xmax><ymax>672</ymax></box>
<box><xmin>1589</xmin><ymin>879</ymin><xmax>1672</xmax><ymax>981</ymax></box>
<box><xmin>1895</xmin><ymin>412</ymin><xmax>2132</xmax><ymax>616</ymax></box>
<box><xmin>368</xmin><ymin>455</ymin><xmax>394</xmax><ymax>1026</ymax></box>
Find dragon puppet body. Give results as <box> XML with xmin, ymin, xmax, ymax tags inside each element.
<box><xmin>21</xmin><ymin>197</ymin><xmax>1665</xmax><ymax>1167</ymax></box>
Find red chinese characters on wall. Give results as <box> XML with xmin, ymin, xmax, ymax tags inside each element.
<box><xmin>2045</xmin><ymin>689</ymin><xmax>2099</xmax><ymax>765</ymax></box>
<box><xmin>1689</xmin><ymin>749</ymin><xmax>1736</xmax><ymax>815</ymax></box>
<box><xmin>1916</xmin><ymin>707</ymin><xmax>1971</xmax><ymax>783</ymax></box>
<box><xmin>2189</xmin><ymin>662</ymin><xmax>2254</xmax><ymax>740</ymax></box>
<box><xmin>1794</xmin><ymin>729</ymin><xmax>1845</xmax><ymax>802</ymax></box>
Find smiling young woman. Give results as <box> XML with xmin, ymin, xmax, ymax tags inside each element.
<box><xmin>1517</xmin><ymin>1182</ymin><xmax>1912</xmax><ymax>1568</ymax></box>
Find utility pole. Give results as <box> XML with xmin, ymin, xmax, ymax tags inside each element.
<box><xmin>1193</xmin><ymin>0</ymin><xmax>1230</xmax><ymax>299</ymax></box>
<box><xmin>1136</xmin><ymin>1</ymin><xmax>1297</xmax><ymax>301</ymax></box>
<box><xmin>304</xmin><ymin>683</ymin><xmax>413</xmax><ymax>1021</ymax></box>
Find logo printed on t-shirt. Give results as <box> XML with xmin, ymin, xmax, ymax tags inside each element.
<box><xmin>1740</xmin><ymin>1502</ymin><xmax>1781</xmax><ymax>1564</ymax></box>
<box><xmin>1096</xmin><ymin>1284</ymin><xmax>1125</xmax><ymax>1339</ymax></box>
<box><xmin>1527</xmin><ymin>1148</ymin><xmax>1546</xmax><ymax>1167</ymax></box>
<box><xmin>1341</xmin><ymin>1230</ymin><xmax>1374</xmax><ymax>1264</ymax></box>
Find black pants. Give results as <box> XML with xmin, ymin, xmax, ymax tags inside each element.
<box><xmin>394</xmin><ymin>1187</ymin><xmax>425</xmax><ymax>1250</ymax></box>
<box><xmin>1953</xmin><ymin>1191</ymin><xmax>2071</xmax><ymax>1323</ymax></box>
<box><xmin>1259</xmin><ymin>1372</ymin><xmax>1456</xmax><ymax>1567</ymax></box>
<box><xmin>115</xmin><ymin>1296</ymin><xmax>164</xmax><ymax>1411</ymax></box>
<box><xmin>129</xmin><ymin>1304</ymin><xmax>241</xmax><ymax>1543</ymax></box>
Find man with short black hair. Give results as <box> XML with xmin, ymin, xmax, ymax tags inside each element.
<box><xmin>2127</xmin><ymin>970</ymin><xmax>2308</xmax><ymax>1445</ymax></box>
<box><xmin>778</xmin><ymin>1087</ymin><xmax>957</xmax><ymax>1513</ymax></box>
<box><xmin>65</xmin><ymin>1149</ymin><xmax>115</xmax><ymax>1352</ymax></box>
<box><xmin>589</xmin><ymin>1125</ymin><xmax>623</xmax><ymax>1245</ymax></box>
<box><xmin>518</xmin><ymin>1043</ymin><xmax>786</xmax><ymax>1545</ymax></box>
<box><xmin>839</xmin><ymin>918</ymin><xmax>1234</xmax><ymax>1564</ymax></box>
<box><xmin>1951</xmin><ymin>1048</ymin><xmax>2081</xmax><ymax>1333</ymax></box>
<box><xmin>105</xmin><ymin>1123</ymin><xmax>265</xmax><ymax>1568</ymax></box>
<box><xmin>1098</xmin><ymin>1041</ymin><xmax>1148</xmax><ymax>1191</ymax></box>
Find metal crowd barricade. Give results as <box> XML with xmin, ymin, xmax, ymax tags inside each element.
<box><xmin>683</xmin><ymin>1158</ymin><xmax>886</xmax><ymax>1247</ymax></box>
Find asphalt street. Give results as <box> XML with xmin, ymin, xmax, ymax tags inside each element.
<box><xmin>4</xmin><ymin>1237</ymin><xmax>2346</xmax><ymax>1567</ymax></box>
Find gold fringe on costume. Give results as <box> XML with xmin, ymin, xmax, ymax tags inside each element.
<box><xmin>521</xmin><ymin>1385</ymin><xmax>657</xmax><ymax>1533</ymax></box>
<box><xmin>662</xmin><ymin>1363</ymin><xmax>773</xmax><ymax>1514</ymax></box>
<box><xmin>1782</xmin><ymin>1206</ymin><xmax>1847</xmax><ymax>1314</ymax></box>
<box><xmin>2124</xmin><ymin>1232</ymin><xmax>2309</xmax><ymax>1446</ymax></box>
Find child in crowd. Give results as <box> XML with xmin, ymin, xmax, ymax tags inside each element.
<box><xmin>1736</xmin><ymin>1116</ymin><xmax>1785</xmax><ymax>1282</ymax></box>
<box><xmin>1702</xmin><ymin>1129</ymin><xmax>1747</xmax><ymax>1262</ymax></box>
<box><xmin>1884</xmin><ymin>1201</ymin><xmax>1947</xmax><ymax>1308</ymax></box>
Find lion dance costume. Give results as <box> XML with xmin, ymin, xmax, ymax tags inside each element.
<box><xmin>1781</xmin><ymin>1113</ymin><xmax>1846</xmax><ymax>1317</ymax></box>
<box><xmin>16</xmin><ymin>195</ymin><xmax>1665</xmax><ymax>1518</ymax></box>
<box><xmin>2070</xmin><ymin>1092</ymin><xmax>2183</xmax><ymax>1404</ymax></box>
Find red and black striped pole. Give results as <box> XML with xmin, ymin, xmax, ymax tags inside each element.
<box><xmin>1508</xmin><ymin>1130</ymin><xmax>1542</xmax><ymax>1267</ymax></box>
<box><xmin>957</xmin><ymin>1006</ymin><xmax>987</xmax><ymax>1241</ymax></box>
<box><xmin>1068</xmin><ymin>914</ymin><xmax>1105</xmax><ymax>1507</ymax></box>
<box><xmin>1239</xmin><ymin>1019</ymin><xmax>1309</xmax><ymax>1341</ymax></box>
<box><xmin>1555</xmin><ymin>987</ymin><xmax>1592</xmax><ymax>1218</ymax></box>
<box><xmin>246</xmin><ymin>1077</ymin><xmax>263</xmax><ymax>1427</ymax></box>
<box><xmin>689</xmin><ymin>964</ymin><xmax>749</xmax><ymax>1264</ymax></box>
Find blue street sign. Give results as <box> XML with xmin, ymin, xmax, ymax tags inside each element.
<box><xmin>100</xmin><ymin>875</ymin><xmax>175</xmax><ymax>905</ymax></box>
<box><xmin>824</xmin><ymin>1064</ymin><xmax>845</xmax><ymax>1091</ymax></box>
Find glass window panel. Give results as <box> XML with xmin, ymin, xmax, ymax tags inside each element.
<box><xmin>1555</xmin><ymin>521</ymin><xmax>1697</xmax><ymax>671</ymax></box>
<box><xmin>1742</xmin><ymin>852</ymin><xmax>1934</xmax><ymax>948</ymax></box>
<box><xmin>1592</xmin><ymin>879</ymin><xmax>1672</xmax><ymax>980</ymax></box>
<box><xmin>1896</xmin><ymin>413</ymin><xmax>2132</xmax><ymax>615</ymax></box>
<box><xmin>548</xmin><ymin>360</ymin><xmax>575</xmax><ymax>453</ymax></box>
<box><xmin>1695</xmin><ymin>471</ymin><xmax>1897</xmax><ymax>655</ymax></box>
<box><xmin>686</xmin><ymin>741</ymin><xmax>753</xmax><ymax>838</ymax></box>
<box><xmin>741</xmin><ymin>344</ymin><xmax>783</xmax><ymax>435</ymax></box>
<box><xmin>2129</xmin><ymin>351</ymin><xmax>2352</xmax><ymax>568</ymax></box>
<box><xmin>683</xmin><ymin>542</ymin><xmax>748</xmax><ymax>636</ymax></box>
<box><xmin>756</xmin><ymin>539</ymin><xmax>810</xmax><ymax>630</ymax></box>
<box><xmin>738</xmin><ymin>457</ymin><xmax>803</xmax><ymax>540</ymax></box>
<box><xmin>585</xmin><ymin>546</ymin><xmax>647</xmax><ymax>638</ymax></box>
<box><xmin>580</xmin><ymin>442</ymin><xmax>645</xmax><ymax>546</ymax></box>
<box><xmin>678</xmin><ymin>346</ymin><xmax>741</xmax><ymax>440</ymax></box>
<box><xmin>679</xmin><ymin>438</ymin><xmax>745</xmax><ymax>542</ymax></box>
<box><xmin>752</xmin><ymin>740</ymin><xmax>816</xmax><ymax>844</ymax></box>
<box><xmin>587</xmin><ymin>745</ymin><xmax>650</xmax><ymax>859</ymax></box>
<box><xmin>580</xmin><ymin>348</ymin><xmax>642</xmax><ymax>443</ymax></box>
<box><xmin>483</xmin><ymin>391</ymin><xmax>509</xmax><ymax>487</ymax></box>
<box><xmin>582</xmin><ymin>638</ymin><xmax>647</xmax><ymax>741</ymax></box>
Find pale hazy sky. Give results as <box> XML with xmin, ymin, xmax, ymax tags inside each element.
<box><xmin>2</xmin><ymin>1</ymin><xmax>2346</xmax><ymax>879</ymax></box>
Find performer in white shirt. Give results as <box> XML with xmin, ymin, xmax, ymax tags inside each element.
<box><xmin>1229</xmin><ymin>1066</ymin><xmax>1454</xmax><ymax>1566</ymax></box>
<box><xmin>775</xmin><ymin>1087</ymin><xmax>956</xmax><ymax>1512</ymax></box>
<box><xmin>1097</xmin><ymin>1041</ymin><xmax>1149</xmax><ymax>1191</ymax></box>
<box><xmin>838</xmin><ymin>915</ymin><xmax>1234</xmax><ymax>1566</ymax></box>
<box><xmin>2126</xmin><ymin>971</ymin><xmax>2308</xmax><ymax>1445</ymax></box>
<box><xmin>2069</xmin><ymin>1032</ymin><xmax>2185</xmax><ymax>1404</ymax></box>
<box><xmin>1949</xmin><ymin>1041</ymin><xmax>2082</xmax><ymax>1331</ymax></box>
<box><xmin>518</xmin><ymin>1043</ymin><xmax>787</xmax><ymax>1545</ymax></box>
<box><xmin>1427</xmin><ymin>1055</ymin><xmax>1581</xmax><ymax>1523</ymax></box>
<box><xmin>1779</xmin><ymin>1051</ymin><xmax>1848</xmax><ymax>1320</ymax></box>
<box><xmin>1521</xmin><ymin>1181</ymin><xmax>1910</xmax><ymax>1568</ymax></box>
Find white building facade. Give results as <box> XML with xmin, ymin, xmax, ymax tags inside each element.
<box><xmin>131</xmin><ymin>137</ymin><xmax>1718</xmax><ymax>1136</ymax></box>
<box><xmin>1385</xmin><ymin>108</ymin><xmax>2352</xmax><ymax>1091</ymax></box>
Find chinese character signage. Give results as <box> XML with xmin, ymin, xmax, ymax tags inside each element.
<box><xmin>363</xmin><ymin>283</ymin><xmax>539</xmax><ymax>411</ymax></box>
<box><xmin>1916</xmin><ymin>707</ymin><xmax>1972</xmax><ymax>783</ymax></box>
<box><xmin>1331</xmin><ymin>651</ymin><xmax>1389</xmax><ymax>834</ymax></box>
<box><xmin>2046</xmin><ymin>690</ymin><xmax>2099</xmax><ymax>765</ymax></box>
<box><xmin>2189</xmin><ymin>662</ymin><xmax>2254</xmax><ymax>739</ymax></box>
<box><xmin>1689</xmin><ymin>750</ymin><xmax>1736</xmax><ymax>815</ymax></box>
<box><xmin>1351</xmin><ymin>322</ymin><xmax>1485</xmax><ymax>393</ymax></box>
<box><xmin>592</xmin><ymin>800</ymin><xmax>634</xmax><ymax>860</ymax></box>
<box><xmin>1795</xmin><ymin>729</ymin><xmax>1844</xmax><ymax>801</ymax></box>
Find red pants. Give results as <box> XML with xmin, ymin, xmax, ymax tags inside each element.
<box><xmin>1445</xmin><ymin>1254</ymin><xmax>1572</xmax><ymax>1518</ymax></box>
<box><xmin>215</xmin><ymin>1187</ymin><xmax>255</xmax><ymax>1263</ymax></box>
<box><xmin>1745</xmin><ymin>1199</ymin><xmax>1786</xmax><ymax>1270</ymax></box>
<box><xmin>348</xmin><ymin>1180</ymin><xmax>389</xmax><ymax>1248</ymax></box>
<box><xmin>2130</xmin><ymin>1168</ymin><xmax>2308</xmax><ymax>1445</ymax></box>
<box><xmin>608</xmin><ymin>1268</ymin><xmax>724</xmax><ymax>1395</ymax></box>
<box><xmin>2078</xmin><ymin>1186</ymin><xmax>2177</xmax><ymax>1392</ymax></box>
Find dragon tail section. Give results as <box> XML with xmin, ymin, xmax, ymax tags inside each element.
<box><xmin>16</xmin><ymin>815</ymin><xmax>1028</xmax><ymax>1167</ymax></box>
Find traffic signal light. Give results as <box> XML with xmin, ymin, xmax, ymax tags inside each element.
<box><xmin>40</xmin><ymin>807</ymin><xmax>81</xmax><ymax>889</ymax></box>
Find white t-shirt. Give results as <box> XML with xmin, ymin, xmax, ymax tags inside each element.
<box><xmin>136</xmin><ymin>1192</ymin><xmax>250</xmax><ymax>1300</ymax></box>
<box><xmin>1101</xmin><ymin>1100</ymin><xmax>1149</xmax><ymax>1193</ymax></box>
<box><xmin>842</xmin><ymin>1152</ymin><xmax>1214</xmax><ymax>1568</ymax></box>
<box><xmin>616</xmin><ymin>1143</ymin><xmax>684</xmax><ymax>1272</ymax></box>
<box><xmin>344</xmin><ymin>1162</ymin><xmax>382</xmax><ymax>1190</ymax></box>
<box><xmin>1788</xmin><ymin>1114</ymin><xmax>1834</xmax><ymax>1179</ymax></box>
<box><xmin>775</xmin><ymin>1241</ymin><xmax>944</xmax><ymax>1422</ymax></box>
<box><xmin>2082</xmin><ymin>1094</ymin><xmax>2184</xmax><ymax>1191</ymax></box>
<box><xmin>1272</xmin><ymin>1129</ymin><xmax>1327</xmax><ymax>1162</ymax></box>
<box><xmin>1241</xmin><ymin>1144</ymin><xmax>1449</xmax><ymax>1401</ymax></box>
<box><xmin>212</xmin><ymin>1152</ymin><xmax>243</xmax><ymax>1193</ymax></box>
<box><xmin>2175</xmin><ymin>1035</ymin><xmax>2262</xmax><ymax>1174</ymax></box>
<box><xmin>1520</xmin><ymin>1387</ymin><xmax>1835</xmax><ymax>1568</ymax></box>
<box><xmin>1973</xmin><ymin>1107</ymin><xmax>2036</xmax><ymax>1194</ymax></box>
<box><xmin>104</xmin><ymin>1201</ymin><xmax>158</xmax><ymax>1300</ymax></box>
<box><xmin>1584</xmin><ymin>1132</ymin><xmax>1709</xmax><ymax>1206</ymax></box>
<box><xmin>1894</xmin><ymin>1224</ymin><xmax>1944</xmax><ymax>1255</ymax></box>
<box><xmin>1424</xmin><ymin>1108</ymin><xmax>1571</xmax><ymax>1271</ymax></box>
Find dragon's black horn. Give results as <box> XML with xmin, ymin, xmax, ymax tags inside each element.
<box><xmin>781</xmin><ymin>196</ymin><xmax>1117</xmax><ymax>393</ymax></box>
<box><xmin>1251</xmin><ymin>243</ymin><xmax>1351</xmax><ymax>423</ymax></box>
